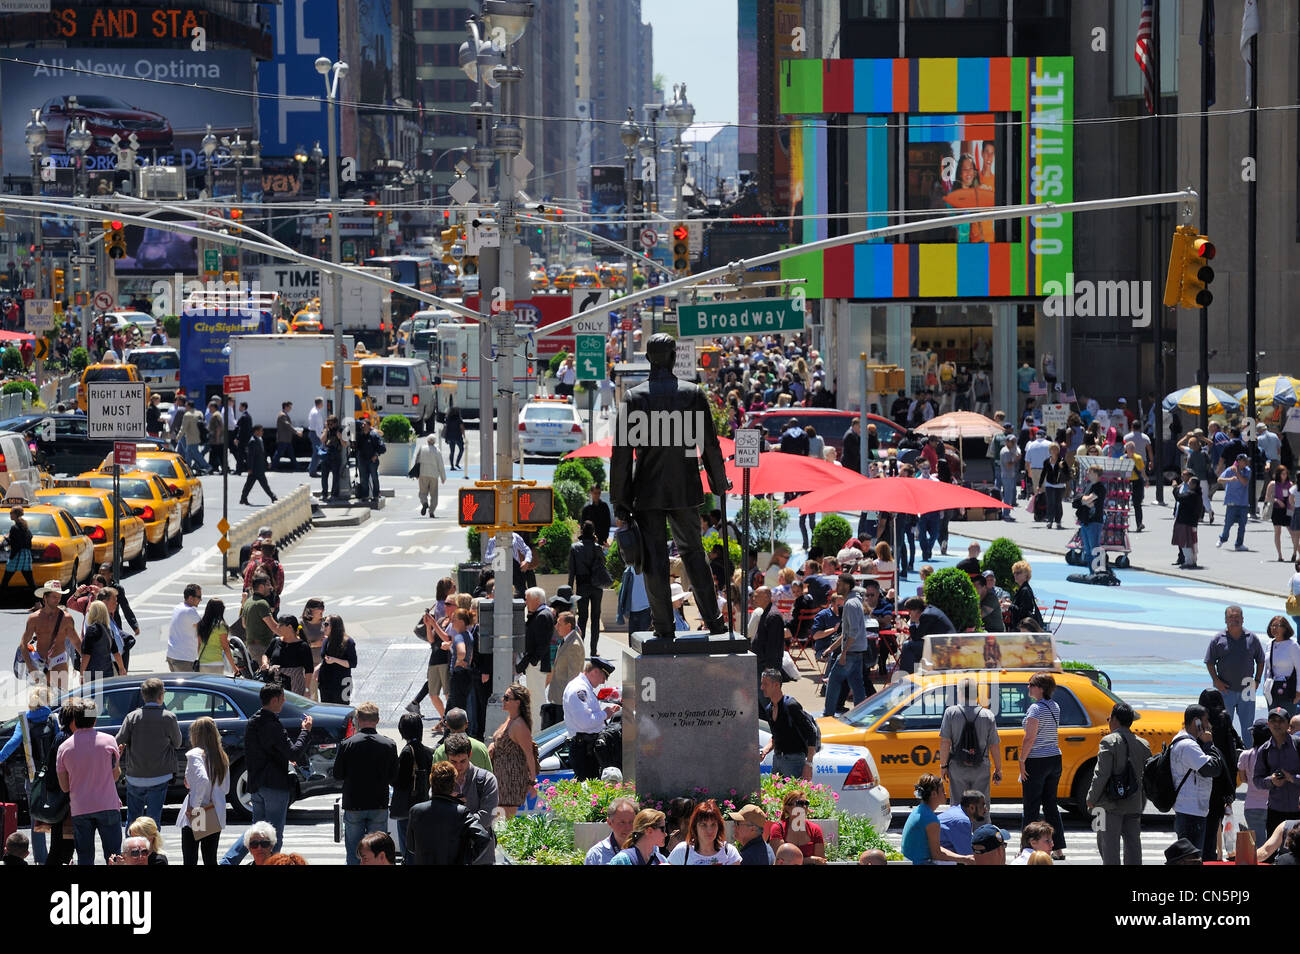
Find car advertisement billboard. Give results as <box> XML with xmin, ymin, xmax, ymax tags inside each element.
<box><xmin>0</xmin><ymin>49</ymin><xmax>255</xmax><ymax>177</ymax></box>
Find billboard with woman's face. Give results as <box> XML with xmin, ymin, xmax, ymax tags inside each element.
<box><xmin>905</xmin><ymin>114</ymin><xmax>1005</xmax><ymax>243</ymax></box>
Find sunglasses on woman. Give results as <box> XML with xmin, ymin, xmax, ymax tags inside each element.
<box><xmin>249</xmin><ymin>839</ymin><xmax>273</xmax><ymax>849</ymax></box>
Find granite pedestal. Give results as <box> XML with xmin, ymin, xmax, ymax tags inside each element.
<box><xmin>620</xmin><ymin>632</ymin><xmax>760</xmax><ymax>801</ymax></box>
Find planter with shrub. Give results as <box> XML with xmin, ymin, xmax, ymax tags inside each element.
<box><xmin>552</xmin><ymin>459</ymin><xmax>593</xmax><ymax>490</ymax></box>
<box><xmin>377</xmin><ymin>414</ymin><xmax>415</xmax><ymax>475</ymax></box>
<box><xmin>574</xmin><ymin>456</ymin><xmax>605</xmax><ymax>488</ymax></box>
<box><xmin>810</xmin><ymin>514</ymin><xmax>852</xmax><ymax>555</ymax></box>
<box><xmin>981</xmin><ymin>537</ymin><xmax>1024</xmax><ymax>591</ymax></box>
<box><xmin>923</xmin><ymin>567</ymin><xmax>981</xmax><ymax>632</ymax></box>
<box><xmin>552</xmin><ymin>479</ymin><xmax>586</xmax><ymax>523</ymax></box>
<box><xmin>534</xmin><ymin>517</ymin><xmax>578</xmax><ymax>574</ymax></box>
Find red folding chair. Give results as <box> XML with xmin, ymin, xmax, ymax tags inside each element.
<box><xmin>788</xmin><ymin>605</ymin><xmax>822</xmax><ymax>674</ymax></box>
<box><xmin>1043</xmin><ymin>599</ymin><xmax>1068</xmax><ymax>634</ymax></box>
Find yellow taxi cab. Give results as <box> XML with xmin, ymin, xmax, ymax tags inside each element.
<box><xmin>530</xmin><ymin>269</ymin><xmax>551</xmax><ymax>292</ymax></box>
<box><xmin>0</xmin><ymin>498</ymin><xmax>94</xmax><ymax>589</ymax></box>
<box><xmin>570</xmin><ymin>269</ymin><xmax>602</xmax><ymax>289</ymax></box>
<box><xmin>77</xmin><ymin>468</ymin><xmax>182</xmax><ymax>559</ymax></box>
<box><xmin>817</xmin><ymin>635</ymin><xmax>1183</xmax><ymax>813</ymax></box>
<box><xmin>291</xmin><ymin>310</ymin><xmax>324</xmax><ymax>334</ymax></box>
<box><xmin>35</xmin><ymin>484</ymin><xmax>148</xmax><ymax>571</ymax></box>
<box><xmin>597</xmin><ymin>264</ymin><xmax>626</xmax><ymax>289</ymax></box>
<box><xmin>551</xmin><ymin>269</ymin><xmax>578</xmax><ymax>291</ymax></box>
<box><xmin>77</xmin><ymin>362</ymin><xmax>150</xmax><ymax>413</ymax></box>
<box><xmin>96</xmin><ymin>447</ymin><xmax>204</xmax><ymax>531</ymax></box>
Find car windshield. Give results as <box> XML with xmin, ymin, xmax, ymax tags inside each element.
<box><xmin>87</xmin><ymin>477</ymin><xmax>153</xmax><ymax>498</ymax></box>
<box><xmin>533</xmin><ymin>722</ymin><xmax>568</xmax><ymax>746</ymax></box>
<box><xmin>839</xmin><ymin>679</ymin><xmax>918</xmax><ymax>728</ymax></box>
<box><xmin>131</xmin><ymin>352</ymin><xmax>178</xmax><ymax>370</ymax></box>
<box><xmin>70</xmin><ymin>96</ymin><xmax>129</xmax><ymax>109</ymax></box>
<box><xmin>37</xmin><ymin>495</ymin><xmax>106</xmax><ymax>519</ymax></box>
<box><xmin>85</xmin><ymin>367</ymin><xmax>134</xmax><ymax>383</ymax></box>
<box><xmin>131</xmin><ymin>458</ymin><xmax>176</xmax><ymax>477</ymax></box>
<box><xmin>0</xmin><ymin>512</ymin><xmax>59</xmax><ymax>536</ymax></box>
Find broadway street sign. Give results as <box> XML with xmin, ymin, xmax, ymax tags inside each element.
<box><xmin>676</xmin><ymin>297</ymin><xmax>804</xmax><ymax>337</ymax></box>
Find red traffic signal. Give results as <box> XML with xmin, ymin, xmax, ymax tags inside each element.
<box><xmin>110</xmin><ymin>221</ymin><xmax>123</xmax><ymax>230</ymax></box>
<box><xmin>229</xmin><ymin>209</ymin><xmax>243</xmax><ymax>221</ymax></box>
<box><xmin>672</xmin><ymin>225</ymin><xmax>688</xmax><ymax>242</ymax></box>
<box><xmin>458</xmin><ymin>488</ymin><xmax>497</xmax><ymax>527</ymax></box>
<box><xmin>514</xmin><ymin>487</ymin><xmax>554</xmax><ymax>527</ymax></box>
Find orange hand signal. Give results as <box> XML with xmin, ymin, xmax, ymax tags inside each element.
<box><xmin>462</xmin><ymin>493</ymin><xmax>478</xmax><ymax>522</ymax></box>
<box><xmin>518</xmin><ymin>493</ymin><xmax>534</xmax><ymax>522</ymax></box>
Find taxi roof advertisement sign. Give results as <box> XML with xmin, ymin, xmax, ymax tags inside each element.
<box><xmin>0</xmin><ymin>49</ymin><xmax>255</xmax><ymax>176</ymax></box>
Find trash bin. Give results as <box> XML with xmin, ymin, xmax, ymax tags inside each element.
<box><xmin>457</xmin><ymin>561</ymin><xmax>484</xmax><ymax>596</ymax></box>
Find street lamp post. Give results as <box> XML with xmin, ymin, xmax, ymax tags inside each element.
<box><xmin>66</xmin><ymin>117</ymin><xmax>93</xmax><ymax>349</ymax></box>
<box><xmin>460</xmin><ymin>22</ymin><xmax>502</xmax><ymax>486</ymax></box>
<box><xmin>666</xmin><ymin>84</ymin><xmax>694</xmax><ymax>217</ymax></box>
<box><xmin>316</xmin><ymin>56</ymin><xmax>351</xmax><ymax>499</ymax></box>
<box><xmin>620</xmin><ymin>108</ymin><xmax>641</xmax><ymax>362</ymax></box>
<box><xmin>480</xmin><ymin>0</ymin><xmax>532</xmax><ymax>737</ymax></box>
<box><xmin>25</xmin><ymin>109</ymin><xmax>46</xmax><ymax>303</ymax></box>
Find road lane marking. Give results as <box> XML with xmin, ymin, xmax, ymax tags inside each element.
<box><xmin>279</xmin><ymin>517</ymin><xmax>387</xmax><ymax>599</ymax></box>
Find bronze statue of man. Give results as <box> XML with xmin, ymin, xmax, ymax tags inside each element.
<box><xmin>611</xmin><ymin>333</ymin><xmax>730</xmax><ymax>640</ymax></box>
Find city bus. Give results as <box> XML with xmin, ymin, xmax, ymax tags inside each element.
<box><xmin>363</xmin><ymin>255</ymin><xmax>443</xmax><ymax>326</ymax></box>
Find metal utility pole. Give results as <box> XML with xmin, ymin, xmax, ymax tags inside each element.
<box><xmin>667</xmin><ymin>84</ymin><xmax>694</xmax><ymax>217</ymax></box>
<box><xmin>1150</xmin><ymin>0</ymin><xmax>1165</xmax><ymax>505</ymax></box>
<box><xmin>469</xmin><ymin>51</ymin><xmax>495</xmax><ymax>485</ymax></box>
<box><xmin>1247</xmin><ymin>31</ymin><xmax>1259</xmax><ymax>512</ymax></box>
<box><xmin>317</xmin><ymin>56</ymin><xmax>351</xmax><ymax>499</ymax></box>
<box><xmin>620</xmin><ymin>109</ymin><xmax>640</xmax><ymax>363</ymax></box>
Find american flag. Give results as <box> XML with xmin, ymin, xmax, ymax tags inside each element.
<box><xmin>1059</xmin><ymin>388</ymin><xmax>1076</xmax><ymax>403</ymax></box>
<box><xmin>1135</xmin><ymin>0</ymin><xmax>1156</xmax><ymax>114</ymax></box>
<box><xmin>1029</xmin><ymin>381</ymin><xmax>1048</xmax><ymax>396</ymax></box>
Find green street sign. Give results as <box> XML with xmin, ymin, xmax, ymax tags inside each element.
<box><xmin>221</xmin><ymin>245</ymin><xmax>237</xmax><ymax>256</ymax></box>
<box><xmin>203</xmin><ymin>249</ymin><xmax>220</xmax><ymax>271</ymax></box>
<box><xmin>677</xmin><ymin>297</ymin><xmax>804</xmax><ymax>337</ymax></box>
<box><xmin>575</xmin><ymin>335</ymin><xmax>604</xmax><ymax>382</ymax></box>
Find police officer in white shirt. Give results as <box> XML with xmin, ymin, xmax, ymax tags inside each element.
<box><xmin>563</xmin><ymin>656</ymin><xmax>618</xmax><ymax>781</ymax></box>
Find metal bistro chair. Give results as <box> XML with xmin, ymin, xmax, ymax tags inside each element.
<box><xmin>1039</xmin><ymin>598</ymin><xmax>1069</xmax><ymax>634</ymax></box>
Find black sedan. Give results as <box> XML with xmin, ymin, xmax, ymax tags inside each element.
<box><xmin>0</xmin><ymin>413</ymin><xmax>169</xmax><ymax>477</ymax></box>
<box><xmin>0</xmin><ymin>674</ymin><xmax>356</xmax><ymax>820</ymax></box>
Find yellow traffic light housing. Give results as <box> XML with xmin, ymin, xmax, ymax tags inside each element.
<box><xmin>440</xmin><ymin>228</ymin><xmax>458</xmax><ymax>265</ymax></box>
<box><xmin>104</xmin><ymin>220</ymin><xmax>127</xmax><ymax>259</ymax></box>
<box><xmin>462</xmin><ymin>256</ymin><xmax>478</xmax><ymax>276</ymax></box>
<box><xmin>53</xmin><ymin>268</ymin><xmax>65</xmax><ymax>297</ymax></box>
<box><xmin>672</xmin><ymin>223</ymin><xmax>689</xmax><ymax>271</ymax></box>
<box><xmin>320</xmin><ymin>362</ymin><xmax>364</xmax><ymax>388</ymax></box>
<box><xmin>1163</xmin><ymin>225</ymin><xmax>1215</xmax><ymax>309</ymax></box>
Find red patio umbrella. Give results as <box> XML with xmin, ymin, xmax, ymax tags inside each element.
<box><xmin>782</xmin><ymin>476</ymin><xmax>1010</xmax><ymax>515</ymax></box>
<box><xmin>564</xmin><ymin>435</ymin><xmax>735</xmax><ymax>459</ymax></box>
<box><xmin>722</xmin><ymin>452</ymin><xmax>867</xmax><ymax>496</ymax></box>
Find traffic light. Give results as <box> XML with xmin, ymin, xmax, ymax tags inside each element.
<box><xmin>458</xmin><ymin>487</ymin><xmax>497</xmax><ymax>527</ymax></box>
<box><xmin>514</xmin><ymin>487</ymin><xmax>554</xmax><ymax>528</ymax></box>
<box><xmin>462</xmin><ymin>256</ymin><xmax>477</xmax><ymax>276</ymax></box>
<box><xmin>672</xmin><ymin>223</ymin><xmax>689</xmax><ymax>271</ymax></box>
<box><xmin>52</xmin><ymin>268</ymin><xmax>64</xmax><ymax>297</ymax></box>
<box><xmin>699</xmin><ymin>346</ymin><xmax>719</xmax><ymax>371</ymax></box>
<box><xmin>440</xmin><ymin>227</ymin><xmax>458</xmax><ymax>265</ymax></box>
<box><xmin>1163</xmin><ymin>224</ymin><xmax>1215</xmax><ymax>309</ymax></box>
<box><xmin>104</xmin><ymin>220</ymin><xmax>126</xmax><ymax>259</ymax></box>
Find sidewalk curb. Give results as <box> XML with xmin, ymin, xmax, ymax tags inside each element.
<box><xmin>313</xmin><ymin>508</ymin><xmax>373</xmax><ymax>528</ymax></box>
<box><xmin>958</xmin><ymin>521</ymin><xmax>1284</xmax><ymax>600</ymax></box>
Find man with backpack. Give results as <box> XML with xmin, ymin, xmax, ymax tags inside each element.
<box><xmin>938</xmin><ymin>678</ymin><xmax>1001</xmax><ymax>826</ymax></box>
<box><xmin>1164</xmin><ymin>704</ymin><xmax>1226</xmax><ymax>856</ymax></box>
<box><xmin>1085</xmin><ymin>702</ymin><xmax>1151</xmax><ymax>865</ymax></box>
<box><xmin>759</xmin><ymin>669</ymin><xmax>818</xmax><ymax>781</ymax></box>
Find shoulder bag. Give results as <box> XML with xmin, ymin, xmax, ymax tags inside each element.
<box><xmin>189</xmin><ymin>755</ymin><xmax>222</xmax><ymax>840</ymax></box>
<box><xmin>28</xmin><ymin>763</ymin><xmax>69</xmax><ymax>826</ymax></box>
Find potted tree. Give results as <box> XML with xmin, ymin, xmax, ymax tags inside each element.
<box><xmin>377</xmin><ymin>413</ymin><xmax>415</xmax><ymax>476</ymax></box>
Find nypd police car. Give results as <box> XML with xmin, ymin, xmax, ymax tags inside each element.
<box><xmin>529</xmin><ymin>722</ymin><xmax>890</xmax><ymax>830</ymax></box>
<box><xmin>517</xmin><ymin>395</ymin><xmax>585</xmax><ymax>457</ymax></box>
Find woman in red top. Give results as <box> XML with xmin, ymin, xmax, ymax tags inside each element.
<box><xmin>767</xmin><ymin>789</ymin><xmax>826</xmax><ymax>860</ymax></box>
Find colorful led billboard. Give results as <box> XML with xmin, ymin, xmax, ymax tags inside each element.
<box><xmin>779</xmin><ymin>56</ymin><xmax>1074</xmax><ymax>300</ymax></box>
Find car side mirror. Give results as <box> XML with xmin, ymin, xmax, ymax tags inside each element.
<box><xmin>879</xmin><ymin>715</ymin><xmax>905</xmax><ymax>733</ymax></box>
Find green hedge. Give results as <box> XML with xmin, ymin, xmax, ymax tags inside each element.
<box><xmin>553</xmin><ymin>479</ymin><xmax>586</xmax><ymax>524</ymax></box>
<box><xmin>810</xmin><ymin>514</ymin><xmax>852</xmax><ymax>555</ymax></box>
<box><xmin>981</xmin><ymin>537</ymin><xmax>1024</xmax><ymax>592</ymax></box>
<box><xmin>735</xmin><ymin>498</ymin><xmax>790</xmax><ymax>554</ymax></box>
<box><xmin>379</xmin><ymin>414</ymin><xmax>414</xmax><ymax>443</ymax></box>
<box><xmin>467</xmin><ymin>527</ymin><xmax>482</xmax><ymax>561</ymax></box>
<box><xmin>574</xmin><ymin>456</ymin><xmax>605</xmax><ymax>489</ymax></box>
<box><xmin>2</xmin><ymin>380</ymin><xmax>38</xmax><ymax>401</ymax></box>
<box><xmin>553</xmin><ymin>460</ymin><xmax>593</xmax><ymax>490</ymax></box>
<box><xmin>162</xmin><ymin>315</ymin><xmax>180</xmax><ymax>339</ymax></box>
<box><xmin>1</xmin><ymin>347</ymin><xmax>23</xmax><ymax>374</ymax></box>
<box><xmin>606</xmin><ymin>537</ymin><xmax>626</xmax><ymax>587</ymax></box>
<box><xmin>923</xmin><ymin>567</ymin><xmax>981</xmax><ymax>632</ymax></box>
<box><xmin>535</xmin><ymin>517</ymin><xmax>578</xmax><ymax>574</ymax></box>
<box><xmin>68</xmin><ymin>346</ymin><xmax>89</xmax><ymax>374</ymax></box>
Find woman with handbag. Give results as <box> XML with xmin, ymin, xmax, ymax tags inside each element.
<box><xmin>568</xmin><ymin>520</ymin><xmax>610</xmax><ymax>655</ymax></box>
<box><xmin>1265</xmin><ymin>615</ymin><xmax>1300</xmax><ymax>718</ymax></box>
<box><xmin>177</xmin><ymin>716</ymin><xmax>229</xmax><ymax>866</ymax></box>
<box><xmin>389</xmin><ymin>712</ymin><xmax>432</xmax><ymax>861</ymax></box>
<box><xmin>196</xmin><ymin>598</ymin><xmax>235</xmax><ymax>675</ymax></box>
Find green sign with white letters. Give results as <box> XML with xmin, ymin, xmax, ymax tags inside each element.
<box><xmin>575</xmin><ymin>335</ymin><xmax>604</xmax><ymax>382</ymax></box>
<box><xmin>676</xmin><ymin>297</ymin><xmax>804</xmax><ymax>337</ymax></box>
